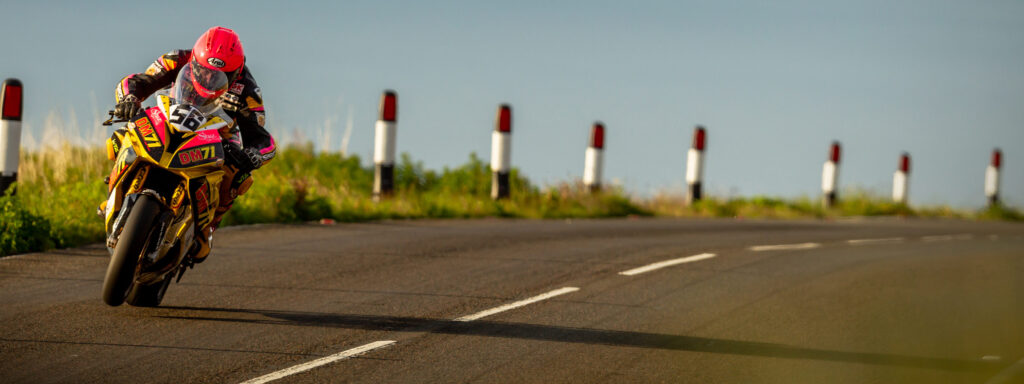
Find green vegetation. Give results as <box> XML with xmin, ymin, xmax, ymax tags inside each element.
<box><xmin>642</xmin><ymin>189</ymin><xmax>971</xmax><ymax>220</ymax></box>
<box><xmin>0</xmin><ymin>143</ymin><xmax>1019</xmax><ymax>257</ymax></box>
<box><xmin>224</xmin><ymin>146</ymin><xmax>648</xmax><ymax>225</ymax></box>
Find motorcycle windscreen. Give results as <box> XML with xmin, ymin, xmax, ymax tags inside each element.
<box><xmin>172</xmin><ymin>62</ymin><xmax>229</xmax><ymax>114</ymax></box>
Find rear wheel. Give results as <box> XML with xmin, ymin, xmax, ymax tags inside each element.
<box><xmin>102</xmin><ymin>195</ymin><xmax>161</xmax><ymax>306</ymax></box>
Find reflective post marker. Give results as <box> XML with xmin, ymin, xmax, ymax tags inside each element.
<box><xmin>892</xmin><ymin>152</ymin><xmax>910</xmax><ymax>204</ymax></box>
<box><xmin>822</xmin><ymin>141</ymin><xmax>841</xmax><ymax>208</ymax></box>
<box><xmin>685</xmin><ymin>126</ymin><xmax>706</xmax><ymax>205</ymax></box>
<box><xmin>372</xmin><ymin>90</ymin><xmax>397</xmax><ymax>200</ymax></box>
<box><xmin>985</xmin><ymin>148</ymin><xmax>1002</xmax><ymax>207</ymax></box>
<box><xmin>583</xmin><ymin>122</ymin><xmax>604</xmax><ymax>192</ymax></box>
<box><xmin>1</xmin><ymin>79</ymin><xmax>23</xmax><ymax>195</ymax></box>
<box><xmin>490</xmin><ymin>104</ymin><xmax>512</xmax><ymax>200</ymax></box>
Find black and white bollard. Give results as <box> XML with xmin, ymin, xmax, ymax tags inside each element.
<box><xmin>892</xmin><ymin>152</ymin><xmax>910</xmax><ymax>204</ymax></box>
<box><xmin>372</xmin><ymin>90</ymin><xmax>397</xmax><ymax>201</ymax></box>
<box><xmin>583</xmin><ymin>122</ymin><xmax>605</xmax><ymax>192</ymax></box>
<box><xmin>685</xmin><ymin>125</ymin><xmax>706</xmax><ymax>205</ymax></box>
<box><xmin>490</xmin><ymin>104</ymin><xmax>512</xmax><ymax>200</ymax></box>
<box><xmin>1</xmin><ymin>79</ymin><xmax>23</xmax><ymax>195</ymax></box>
<box><xmin>821</xmin><ymin>141</ymin><xmax>841</xmax><ymax>208</ymax></box>
<box><xmin>985</xmin><ymin>148</ymin><xmax>1002</xmax><ymax>207</ymax></box>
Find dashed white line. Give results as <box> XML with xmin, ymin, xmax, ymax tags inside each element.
<box><xmin>455</xmin><ymin>287</ymin><xmax>579</xmax><ymax>322</ymax></box>
<box><xmin>619</xmin><ymin>253</ymin><xmax>716</xmax><ymax>276</ymax></box>
<box><xmin>847</xmin><ymin>237</ymin><xmax>905</xmax><ymax>245</ymax></box>
<box><xmin>748</xmin><ymin>243</ymin><xmax>821</xmax><ymax>252</ymax></box>
<box><xmin>239</xmin><ymin>340</ymin><xmax>396</xmax><ymax>384</ymax></box>
<box><xmin>922</xmin><ymin>234</ymin><xmax>973</xmax><ymax>242</ymax></box>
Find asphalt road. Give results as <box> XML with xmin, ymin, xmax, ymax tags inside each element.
<box><xmin>1</xmin><ymin>218</ymin><xmax>1022</xmax><ymax>383</ymax></box>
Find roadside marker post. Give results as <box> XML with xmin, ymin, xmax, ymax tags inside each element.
<box><xmin>892</xmin><ymin>152</ymin><xmax>910</xmax><ymax>204</ymax></box>
<box><xmin>372</xmin><ymin>90</ymin><xmax>397</xmax><ymax>201</ymax></box>
<box><xmin>582</xmin><ymin>122</ymin><xmax>605</xmax><ymax>192</ymax></box>
<box><xmin>685</xmin><ymin>126</ymin><xmax>706</xmax><ymax>205</ymax></box>
<box><xmin>1</xmin><ymin>78</ymin><xmax>23</xmax><ymax>195</ymax></box>
<box><xmin>822</xmin><ymin>141</ymin><xmax>841</xmax><ymax>208</ymax></box>
<box><xmin>985</xmin><ymin>148</ymin><xmax>1002</xmax><ymax>207</ymax></box>
<box><xmin>490</xmin><ymin>104</ymin><xmax>511</xmax><ymax>200</ymax></box>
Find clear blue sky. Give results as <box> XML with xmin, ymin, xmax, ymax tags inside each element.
<box><xmin>3</xmin><ymin>0</ymin><xmax>1022</xmax><ymax>207</ymax></box>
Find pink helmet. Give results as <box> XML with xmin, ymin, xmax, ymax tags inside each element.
<box><xmin>183</xmin><ymin>27</ymin><xmax>244</xmax><ymax>100</ymax></box>
<box><xmin>192</xmin><ymin>26</ymin><xmax>245</xmax><ymax>75</ymax></box>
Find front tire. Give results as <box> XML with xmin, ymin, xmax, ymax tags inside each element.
<box><xmin>125</xmin><ymin>276</ymin><xmax>172</xmax><ymax>307</ymax></box>
<box><xmin>102</xmin><ymin>195</ymin><xmax>162</xmax><ymax>306</ymax></box>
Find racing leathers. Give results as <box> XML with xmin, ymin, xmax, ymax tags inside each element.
<box><xmin>114</xmin><ymin>49</ymin><xmax>276</xmax><ymax>261</ymax></box>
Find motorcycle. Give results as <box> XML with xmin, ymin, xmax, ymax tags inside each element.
<box><xmin>100</xmin><ymin>62</ymin><xmax>241</xmax><ymax>307</ymax></box>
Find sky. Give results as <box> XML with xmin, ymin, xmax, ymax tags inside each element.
<box><xmin>2</xmin><ymin>0</ymin><xmax>1022</xmax><ymax>208</ymax></box>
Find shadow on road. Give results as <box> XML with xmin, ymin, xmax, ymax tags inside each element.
<box><xmin>157</xmin><ymin>306</ymin><xmax>1004</xmax><ymax>373</ymax></box>
<box><xmin>0</xmin><ymin>337</ymin><xmax>318</xmax><ymax>357</ymax></box>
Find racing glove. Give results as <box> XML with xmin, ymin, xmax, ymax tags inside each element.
<box><xmin>114</xmin><ymin>94</ymin><xmax>142</xmax><ymax>119</ymax></box>
<box><xmin>216</xmin><ymin>93</ymin><xmax>244</xmax><ymax>113</ymax></box>
<box><xmin>225</xmin><ymin>143</ymin><xmax>263</xmax><ymax>173</ymax></box>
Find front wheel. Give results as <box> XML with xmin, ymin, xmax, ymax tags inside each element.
<box><xmin>125</xmin><ymin>275</ymin><xmax>172</xmax><ymax>307</ymax></box>
<box><xmin>102</xmin><ymin>195</ymin><xmax>162</xmax><ymax>306</ymax></box>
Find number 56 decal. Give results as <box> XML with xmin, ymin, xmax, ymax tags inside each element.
<box><xmin>168</xmin><ymin>104</ymin><xmax>207</xmax><ymax>131</ymax></box>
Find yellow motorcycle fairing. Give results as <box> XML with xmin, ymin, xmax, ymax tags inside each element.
<box><xmin>103</xmin><ymin>96</ymin><xmax>232</xmax><ymax>262</ymax></box>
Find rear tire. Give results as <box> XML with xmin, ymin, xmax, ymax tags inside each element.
<box><xmin>102</xmin><ymin>195</ymin><xmax>162</xmax><ymax>306</ymax></box>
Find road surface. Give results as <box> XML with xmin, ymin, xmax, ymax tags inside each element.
<box><xmin>1</xmin><ymin>218</ymin><xmax>1022</xmax><ymax>383</ymax></box>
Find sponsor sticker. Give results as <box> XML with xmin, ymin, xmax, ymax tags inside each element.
<box><xmin>230</xmin><ymin>83</ymin><xmax>244</xmax><ymax>94</ymax></box>
<box><xmin>207</xmin><ymin>57</ymin><xmax>226</xmax><ymax>68</ymax></box>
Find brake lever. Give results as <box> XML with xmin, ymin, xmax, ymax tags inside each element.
<box><xmin>102</xmin><ymin>110</ymin><xmax>128</xmax><ymax>126</ymax></box>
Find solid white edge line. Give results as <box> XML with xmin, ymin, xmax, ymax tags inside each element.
<box><xmin>922</xmin><ymin>235</ymin><xmax>954</xmax><ymax>242</ymax></box>
<box><xmin>619</xmin><ymin>253</ymin><xmax>717</xmax><ymax>276</ymax></box>
<box><xmin>0</xmin><ymin>253</ymin><xmax>33</xmax><ymax>262</ymax></box>
<box><xmin>239</xmin><ymin>340</ymin><xmax>396</xmax><ymax>384</ymax></box>
<box><xmin>985</xmin><ymin>356</ymin><xmax>1024</xmax><ymax>384</ymax></box>
<box><xmin>455</xmin><ymin>287</ymin><xmax>579</xmax><ymax>322</ymax></box>
<box><xmin>748</xmin><ymin>243</ymin><xmax>821</xmax><ymax>252</ymax></box>
<box><xmin>847</xmin><ymin>237</ymin><xmax>905</xmax><ymax>245</ymax></box>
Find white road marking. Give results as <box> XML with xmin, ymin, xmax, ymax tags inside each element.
<box><xmin>455</xmin><ymin>287</ymin><xmax>579</xmax><ymax>322</ymax></box>
<box><xmin>619</xmin><ymin>253</ymin><xmax>716</xmax><ymax>276</ymax></box>
<box><xmin>986</xmin><ymin>356</ymin><xmax>1024</xmax><ymax>384</ymax></box>
<box><xmin>239</xmin><ymin>340</ymin><xmax>396</xmax><ymax>384</ymax></box>
<box><xmin>847</xmin><ymin>238</ymin><xmax>905</xmax><ymax>245</ymax></box>
<box><xmin>748</xmin><ymin>243</ymin><xmax>821</xmax><ymax>252</ymax></box>
<box><xmin>982</xmin><ymin>355</ymin><xmax>1002</xmax><ymax>361</ymax></box>
<box><xmin>922</xmin><ymin>234</ymin><xmax>973</xmax><ymax>242</ymax></box>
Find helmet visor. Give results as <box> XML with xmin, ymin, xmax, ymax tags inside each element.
<box><xmin>172</xmin><ymin>61</ymin><xmax>229</xmax><ymax>107</ymax></box>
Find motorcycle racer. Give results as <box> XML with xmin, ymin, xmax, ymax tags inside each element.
<box><xmin>111</xmin><ymin>26</ymin><xmax>275</xmax><ymax>263</ymax></box>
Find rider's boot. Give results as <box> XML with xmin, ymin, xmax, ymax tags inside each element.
<box><xmin>189</xmin><ymin>166</ymin><xmax>253</xmax><ymax>264</ymax></box>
